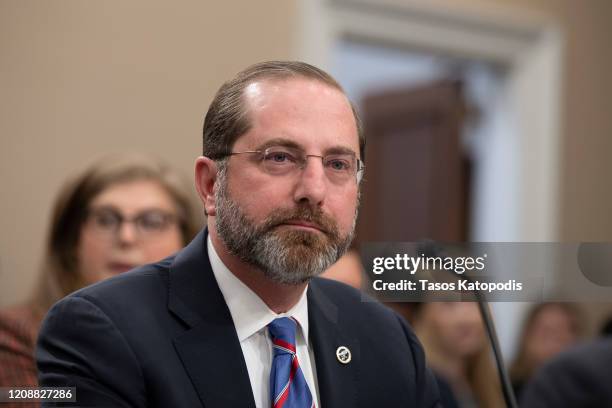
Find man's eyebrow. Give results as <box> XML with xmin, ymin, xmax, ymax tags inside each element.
<box><xmin>255</xmin><ymin>138</ymin><xmax>358</xmax><ymax>157</ymax></box>
<box><xmin>254</xmin><ymin>138</ymin><xmax>302</xmax><ymax>151</ymax></box>
<box><xmin>324</xmin><ymin>146</ymin><xmax>358</xmax><ymax>157</ymax></box>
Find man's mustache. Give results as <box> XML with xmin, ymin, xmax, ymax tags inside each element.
<box><xmin>260</xmin><ymin>207</ymin><xmax>339</xmax><ymax>239</ymax></box>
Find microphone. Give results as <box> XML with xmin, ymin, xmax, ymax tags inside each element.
<box><xmin>416</xmin><ymin>240</ymin><xmax>519</xmax><ymax>408</ymax></box>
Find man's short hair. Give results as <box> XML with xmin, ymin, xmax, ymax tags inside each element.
<box><xmin>202</xmin><ymin>60</ymin><xmax>364</xmax><ymax>161</ymax></box>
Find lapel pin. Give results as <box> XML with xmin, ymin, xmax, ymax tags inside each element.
<box><xmin>336</xmin><ymin>346</ymin><xmax>351</xmax><ymax>364</ymax></box>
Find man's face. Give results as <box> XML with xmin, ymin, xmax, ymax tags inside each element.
<box><xmin>214</xmin><ymin>77</ymin><xmax>361</xmax><ymax>285</ymax></box>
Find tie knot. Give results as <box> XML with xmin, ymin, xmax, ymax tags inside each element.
<box><xmin>268</xmin><ymin>317</ymin><xmax>297</xmax><ymax>354</ymax></box>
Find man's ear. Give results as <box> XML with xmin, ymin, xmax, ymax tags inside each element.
<box><xmin>195</xmin><ymin>156</ymin><xmax>218</xmax><ymax>217</ymax></box>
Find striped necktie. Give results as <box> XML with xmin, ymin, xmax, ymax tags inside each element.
<box><xmin>268</xmin><ymin>317</ymin><xmax>314</xmax><ymax>408</ymax></box>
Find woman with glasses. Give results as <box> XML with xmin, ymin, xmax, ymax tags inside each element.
<box><xmin>0</xmin><ymin>154</ymin><xmax>201</xmax><ymax>400</ymax></box>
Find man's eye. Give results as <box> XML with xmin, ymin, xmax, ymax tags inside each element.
<box><xmin>327</xmin><ymin>158</ymin><xmax>351</xmax><ymax>171</ymax></box>
<box><xmin>265</xmin><ymin>151</ymin><xmax>295</xmax><ymax>163</ymax></box>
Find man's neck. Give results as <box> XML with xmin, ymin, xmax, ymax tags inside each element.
<box><xmin>209</xmin><ymin>231</ymin><xmax>307</xmax><ymax>314</ymax></box>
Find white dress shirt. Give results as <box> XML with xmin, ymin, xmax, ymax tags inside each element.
<box><xmin>207</xmin><ymin>236</ymin><xmax>320</xmax><ymax>408</ymax></box>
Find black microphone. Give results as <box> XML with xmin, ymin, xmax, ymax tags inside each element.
<box><xmin>416</xmin><ymin>240</ymin><xmax>519</xmax><ymax>408</ymax></box>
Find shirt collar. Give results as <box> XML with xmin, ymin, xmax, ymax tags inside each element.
<box><xmin>207</xmin><ymin>235</ymin><xmax>310</xmax><ymax>345</ymax></box>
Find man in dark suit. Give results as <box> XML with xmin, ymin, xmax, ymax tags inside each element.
<box><xmin>37</xmin><ymin>61</ymin><xmax>440</xmax><ymax>407</ymax></box>
<box><xmin>520</xmin><ymin>337</ymin><xmax>612</xmax><ymax>407</ymax></box>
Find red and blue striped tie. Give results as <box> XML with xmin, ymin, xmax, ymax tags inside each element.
<box><xmin>268</xmin><ymin>317</ymin><xmax>314</xmax><ymax>408</ymax></box>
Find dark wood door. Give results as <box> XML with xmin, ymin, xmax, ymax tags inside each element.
<box><xmin>356</xmin><ymin>80</ymin><xmax>470</xmax><ymax>244</ymax></box>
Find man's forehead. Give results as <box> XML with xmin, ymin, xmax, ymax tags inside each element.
<box><xmin>234</xmin><ymin>76</ymin><xmax>359</xmax><ymax>156</ymax></box>
<box><xmin>244</xmin><ymin>81</ymin><xmax>264</xmax><ymax>101</ymax></box>
<box><xmin>242</xmin><ymin>77</ymin><xmax>348</xmax><ymax>107</ymax></box>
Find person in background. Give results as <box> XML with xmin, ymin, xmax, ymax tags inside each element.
<box><xmin>319</xmin><ymin>248</ymin><xmax>363</xmax><ymax>289</ymax></box>
<box><xmin>509</xmin><ymin>302</ymin><xmax>582</xmax><ymax>399</ymax></box>
<box><xmin>412</xmin><ymin>302</ymin><xmax>504</xmax><ymax>408</ymax></box>
<box><xmin>520</xmin><ymin>336</ymin><xmax>612</xmax><ymax>407</ymax></box>
<box><xmin>0</xmin><ymin>154</ymin><xmax>201</xmax><ymax>397</ymax></box>
<box><xmin>599</xmin><ymin>314</ymin><xmax>612</xmax><ymax>336</ymax></box>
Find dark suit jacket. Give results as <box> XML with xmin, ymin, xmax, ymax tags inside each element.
<box><xmin>520</xmin><ymin>338</ymin><xmax>612</xmax><ymax>408</ymax></box>
<box><xmin>37</xmin><ymin>230</ymin><xmax>440</xmax><ymax>407</ymax></box>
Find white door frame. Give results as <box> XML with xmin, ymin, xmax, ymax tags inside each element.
<box><xmin>296</xmin><ymin>0</ymin><xmax>564</xmax><ymax>242</ymax></box>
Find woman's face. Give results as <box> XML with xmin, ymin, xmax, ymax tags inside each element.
<box><xmin>77</xmin><ymin>179</ymin><xmax>183</xmax><ymax>285</ymax></box>
<box><xmin>525</xmin><ymin>305</ymin><xmax>578</xmax><ymax>366</ymax></box>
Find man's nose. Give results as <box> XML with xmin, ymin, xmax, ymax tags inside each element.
<box><xmin>293</xmin><ymin>157</ymin><xmax>327</xmax><ymax>208</ymax></box>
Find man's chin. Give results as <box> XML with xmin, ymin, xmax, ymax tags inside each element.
<box><xmin>262</xmin><ymin>262</ymin><xmax>323</xmax><ymax>286</ymax></box>
<box><xmin>254</xmin><ymin>235</ymin><xmax>336</xmax><ymax>284</ymax></box>
<box><xmin>271</xmin><ymin>228</ymin><xmax>330</xmax><ymax>249</ymax></box>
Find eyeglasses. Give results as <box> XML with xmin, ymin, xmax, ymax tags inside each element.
<box><xmin>221</xmin><ymin>145</ymin><xmax>365</xmax><ymax>183</ymax></box>
<box><xmin>85</xmin><ymin>207</ymin><xmax>179</xmax><ymax>240</ymax></box>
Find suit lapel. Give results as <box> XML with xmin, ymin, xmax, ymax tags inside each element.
<box><xmin>168</xmin><ymin>230</ymin><xmax>256</xmax><ymax>408</ymax></box>
<box><xmin>308</xmin><ymin>280</ymin><xmax>360</xmax><ymax>408</ymax></box>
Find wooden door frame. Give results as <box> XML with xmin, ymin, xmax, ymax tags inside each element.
<box><xmin>295</xmin><ymin>0</ymin><xmax>564</xmax><ymax>242</ymax></box>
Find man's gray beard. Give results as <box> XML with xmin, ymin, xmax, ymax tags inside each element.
<box><xmin>214</xmin><ymin>166</ymin><xmax>357</xmax><ymax>285</ymax></box>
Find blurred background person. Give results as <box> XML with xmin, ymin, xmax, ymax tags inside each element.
<box><xmin>412</xmin><ymin>302</ymin><xmax>504</xmax><ymax>408</ymax></box>
<box><xmin>320</xmin><ymin>248</ymin><xmax>364</xmax><ymax>289</ymax></box>
<box><xmin>509</xmin><ymin>302</ymin><xmax>583</xmax><ymax>399</ymax></box>
<box><xmin>520</xmin><ymin>335</ymin><xmax>612</xmax><ymax>407</ymax></box>
<box><xmin>600</xmin><ymin>315</ymin><xmax>612</xmax><ymax>337</ymax></box>
<box><xmin>0</xmin><ymin>154</ymin><xmax>201</xmax><ymax>395</ymax></box>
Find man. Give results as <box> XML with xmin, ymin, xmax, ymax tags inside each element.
<box><xmin>520</xmin><ymin>337</ymin><xmax>612</xmax><ymax>407</ymax></box>
<box><xmin>37</xmin><ymin>61</ymin><xmax>440</xmax><ymax>407</ymax></box>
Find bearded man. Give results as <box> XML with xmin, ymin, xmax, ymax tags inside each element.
<box><xmin>36</xmin><ymin>61</ymin><xmax>441</xmax><ymax>408</ymax></box>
